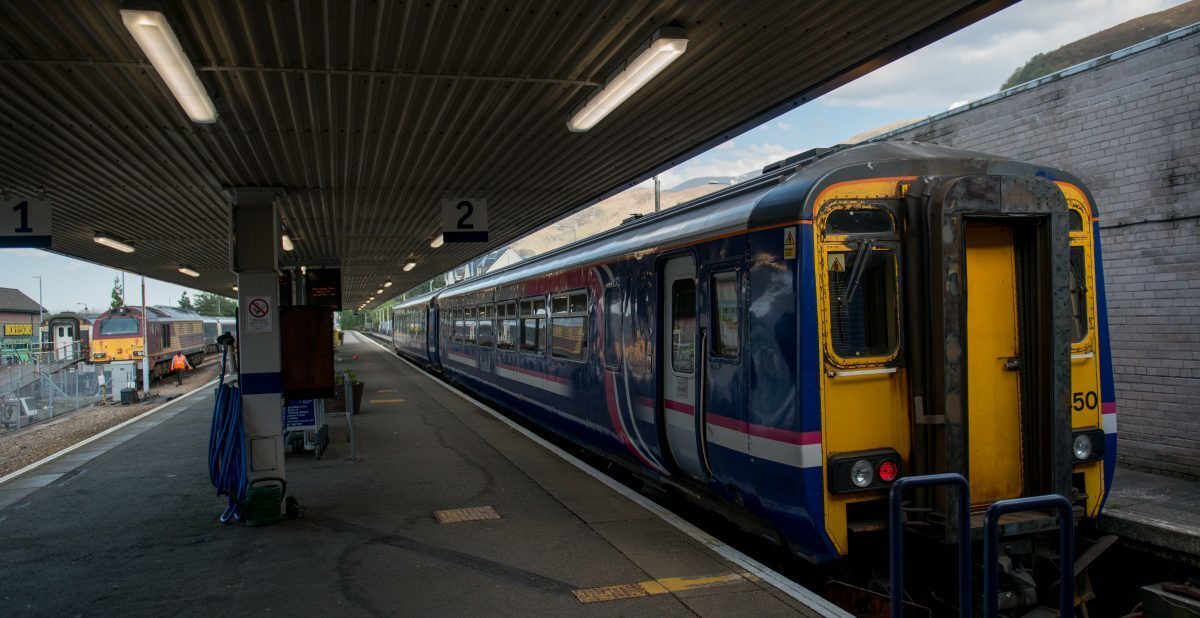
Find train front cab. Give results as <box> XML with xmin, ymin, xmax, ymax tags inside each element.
<box><xmin>811</xmin><ymin>171</ymin><xmax>1112</xmax><ymax>597</ymax></box>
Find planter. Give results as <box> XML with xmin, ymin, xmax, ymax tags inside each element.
<box><xmin>325</xmin><ymin>381</ymin><xmax>364</xmax><ymax>414</ymax></box>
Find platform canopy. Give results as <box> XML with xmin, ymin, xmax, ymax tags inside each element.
<box><xmin>0</xmin><ymin>0</ymin><xmax>1011</xmax><ymax>307</ymax></box>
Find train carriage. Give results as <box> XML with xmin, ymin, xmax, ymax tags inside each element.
<box><xmin>392</xmin><ymin>141</ymin><xmax>1114</xmax><ymax>610</ymax></box>
<box><xmin>90</xmin><ymin>306</ymin><xmax>206</xmax><ymax>380</ymax></box>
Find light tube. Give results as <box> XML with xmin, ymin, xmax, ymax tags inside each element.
<box><xmin>120</xmin><ymin>10</ymin><xmax>218</xmax><ymax>123</ymax></box>
<box><xmin>281</xmin><ymin>234</ymin><xmax>294</xmax><ymax>251</ymax></box>
<box><xmin>403</xmin><ymin>261</ymin><xmax>416</xmax><ymax>272</ymax></box>
<box><xmin>430</xmin><ymin>234</ymin><xmax>444</xmax><ymax>249</ymax></box>
<box><xmin>178</xmin><ymin>267</ymin><xmax>200</xmax><ymax>277</ymax></box>
<box><xmin>568</xmin><ymin>28</ymin><xmax>687</xmax><ymax>132</ymax></box>
<box><xmin>94</xmin><ymin>233</ymin><xmax>135</xmax><ymax>253</ymax></box>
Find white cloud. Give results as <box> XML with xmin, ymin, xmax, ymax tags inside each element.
<box><xmin>660</xmin><ymin>142</ymin><xmax>800</xmax><ymax>188</ymax></box>
<box><xmin>822</xmin><ymin>0</ymin><xmax>1187</xmax><ymax>109</ymax></box>
<box><xmin>0</xmin><ymin>248</ymin><xmax>50</xmax><ymax>258</ymax></box>
<box><xmin>713</xmin><ymin>139</ymin><xmax>737</xmax><ymax>150</ymax></box>
<box><xmin>776</xmin><ymin>121</ymin><xmax>793</xmax><ymax>130</ymax></box>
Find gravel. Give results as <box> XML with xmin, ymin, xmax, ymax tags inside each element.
<box><xmin>0</xmin><ymin>361</ymin><xmax>220</xmax><ymax>478</ymax></box>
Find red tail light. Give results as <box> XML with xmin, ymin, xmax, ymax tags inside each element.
<box><xmin>877</xmin><ymin>459</ymin><xmax>899</xmax><ymax>482</ymax></box>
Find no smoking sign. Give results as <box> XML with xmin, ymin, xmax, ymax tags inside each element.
<box><xmin>245</xmin><ymin>295</ymin><xmax>273</xmax><ymax>333</ymax></box>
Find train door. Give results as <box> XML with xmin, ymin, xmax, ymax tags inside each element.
<box><xmin>964</xmin><ymin>222</ymin><xmax>1025</xmax><ymax>505</ymax></box>
<box><xmin>660</xmin><ymin>255</ymin><xmax>706</xmax><ymax>480</ymax></box>
<box><xmin>54</xmin><ymin>323</ymin><xmax>73</xmax><ymax>360</ymax></box>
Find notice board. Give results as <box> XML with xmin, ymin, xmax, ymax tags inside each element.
<box><xmin>280</xmin><ymin>306</ymin><xmax>334</xmax><ymax>399</ymax></box>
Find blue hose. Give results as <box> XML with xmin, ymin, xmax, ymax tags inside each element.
<box><xmin>208</xmin><ymin>344</ymin><xmax>247</xmax><ymax>523</ymax></box>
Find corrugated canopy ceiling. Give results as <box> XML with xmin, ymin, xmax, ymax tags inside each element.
<box><xmin>0</xmin><ymin>0</ymin><xmax>1009</xmax><ymax>308</ymax></box>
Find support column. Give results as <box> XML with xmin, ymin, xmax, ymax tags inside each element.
<box><xmin>228</xmin><ymin>188</ymin><xmax>285</xmax><ymax>501</ymax></box>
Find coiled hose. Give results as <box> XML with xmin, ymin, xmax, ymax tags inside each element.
<box><xmin>208</xmin><ymin>340</ymin><xmax>247</xmax><ymax>523</ymax></box>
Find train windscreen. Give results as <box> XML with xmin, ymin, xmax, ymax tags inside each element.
<box><xmin>97</xmin><ymin>317</ymin><xmax>140</xmax><ymax>336</ymax></box>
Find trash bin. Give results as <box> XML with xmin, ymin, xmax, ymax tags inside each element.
<box><xmin>120</xmin><ymin>388</ymin><xmax>137</xmax><ymax>405</ymax></box>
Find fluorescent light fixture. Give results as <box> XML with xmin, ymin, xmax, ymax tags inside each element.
<box><xmin>430</xmin><ymin>234</ymin><xmax>444</xmax><ymax>249</ymax></box>
<box><xmin>300</xmin><ymin>265</ymin><xmax>307</xmax><ymax>275</ymax></box>
<box><xmin>94</xmin><ymin>232</ymin><xmax>135</xmax><ymax>253</ymax></box>
<box><xmin>384</xmin><ymin>280</ymin><xmax>393</xmax><ymax>288</ymax></box>
<box><xmin>403</xmin><ymin>261</ymin><xmax>416</xmax><ymax>272</ymax></box>
<box><xmin>567</xmin><ymin>28</ymin><xmax>687</xmax><ymax>132</ymax></box>
<box><xmin>120</xmin><ymin>10</ymin><xmax>218</xmax><ymax>124</ymax></box>
<box><xmin>178</xmin><ymin>266</ymin><xmax>200</xmax><ymax>277</ymax></box>
<box><xmin>281</xmin><ymin>234</ymin><xmax>294</xmax><ymax>251</ymax></box>
<box><xmin>232</xmin><ymin>286</ymin><xmax>238</xmax><ymax>292</ymax></box>
<box><xmin>376</xmin><ymin>288</ymin><xmax>383</xmax><ymax>295</ymax></box>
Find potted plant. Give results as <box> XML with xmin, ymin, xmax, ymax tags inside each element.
<box><xmin>326</xmin><ymin>370</ymin><xmax>364</xmax><ymax>414</ymax></box>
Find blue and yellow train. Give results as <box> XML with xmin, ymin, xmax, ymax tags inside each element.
<box><xmin>391</xmin><ymin>142</ymin><xmax>1115</xmax><ymax>609</ymax></box>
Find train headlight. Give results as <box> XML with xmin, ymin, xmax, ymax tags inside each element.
<box><xmin>828</xmin><ymin>448</ymin><xmax>902</xmax><ymax>493</ymax></box>
<box><xmin>851</xmin><ymin>460</ymin><xmax>874</xmax><ymax>488</ymax></box>
<box><xmin>1072</xmin><ymin>435</ymin><xmax>1092</xmax><ymax>461</ymax></box>
<box><xmin>1072</xmin><ymin>429</ymin><xmax>1105</xmax><ymax>463</ymax></box>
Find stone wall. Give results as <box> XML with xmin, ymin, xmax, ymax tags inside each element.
<box><xmin>881</xmin><ymin>26</ymin><xmax>1200</xmax><ymax>477</ymax></box>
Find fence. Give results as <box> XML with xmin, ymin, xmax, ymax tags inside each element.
<box><xmin>0</xmin><ymin>342</ymin><xmax>105</xmax><ymax>434</ymax></box>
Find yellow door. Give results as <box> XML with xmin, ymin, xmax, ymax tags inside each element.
<box><xmin>965</xmin><ymin>223</ymin><xmax>1024</xmax><ymax>505</ymax></box>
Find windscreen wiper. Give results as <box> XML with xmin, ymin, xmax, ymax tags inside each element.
<box><xmin>840</xmin><ymin>239</ymin><xmax>875</xmax><ymax>308</ymax></box>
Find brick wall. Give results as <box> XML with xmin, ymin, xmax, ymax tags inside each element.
<box><xmin>882</xmin><ymin>28</ymin><xmax>1200</xmax><ymax>477</ymax></box>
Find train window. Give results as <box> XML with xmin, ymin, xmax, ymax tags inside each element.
<box><xmin>1069</xmin><ymin>247</ymin><xmax>1089</xmax><ymax>343</ymax></box>
<box><xmin>551</xmin><ymin>292</ymin><xmax>588</xmax><ymax>361</ymax></box>
<box><xmin>161</xmin><ymin>324</ymin><xmax>171</xmax><ymax>348</ymax></box>
<box><xmin>671</xmin><ymin>279</ymin><xmax>696</xmax><ymax>373</ymax></box>
<box><xmin>603</xmin><ymin>285</ymin><xmax>622</xmax><ymax>369</ymax></box>
<box><xmin>712</xmin><ymin>272</ymin><xmax>740</xmax><ymax>358</ymax></box>
<box><xmin>478</xmin><ymin>304</ymin><xmax>494</xmax><ymax>348</ymax></box>
<box><xmin>827</xmin><ymin>247</ymin><xmax>898</xmax><ymax>358</ymax></box>
<box><xmin>520</xmin><ymin>297</ymin><xmax>546</xmax><ymax>355</ymax></box>
<box><xmin>826</xmin><ymin>209</ymin><xmax>894</xmax><ymax>235</ymax></box>
<box><xmin>1069</xmin><ymin>209</ymin><xmax>1084</xmax><ymax>232</ymax></box>
<box><xmin>98</xmin><ymin>317</ymin><xmax>139</xmax><ymax>336</ymax></box>
<box><xmin>465</xmin><ymin>308</ymin><xmax>478</xmax><ymax>345</ymax></box>
<box><xmin>454</xmin><ymin>309</ymin><xmax>465</xmax><ymax>344</ymax></box>
<box><xmin>497</xmin><ymin>302</ymin><xmax>518</xmax><ymax>350</ymax></box>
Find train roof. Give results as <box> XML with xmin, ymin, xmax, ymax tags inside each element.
<box><xmin>424</xmin><ymin>141</ymin><xmax>1091</xmax><ymax>303</ymax></box>
<box><xmin>96</xmin><ymin>306</ymin><xmax>204</xmax><ymax>322</ymax></box>
<box><xmin>43</xmin><ymin>311</ymin><xmax>99</xmax><ymax>325</ymax></box>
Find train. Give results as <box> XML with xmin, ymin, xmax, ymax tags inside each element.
<box><xmin>202</xmin><ymin>317</ymin><xmax>237</xmax><ymax>353</ymax></box>
<box><xmin>389</xmin><ymin>141</ymin><xmax>1115</xmax><ymax>611</ymax></box>
<box><xmin>41</xmin><ymin>311</ymin><xmax>98</xmax><ymax>361</ymax></box>
<box><xmin>90</xmin><ymin>306</ymin><xmax>206</xmax><ymax>379</ymax></box>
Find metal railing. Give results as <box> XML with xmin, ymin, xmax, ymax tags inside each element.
<box><xmin>0</xmin><ymin>342</ymin><xmax>103</xmax><ymax>433</ymax></box>
<box><xmin>889</xmin><ymin>473</ymin><xmax>972</xmax><ymax>618</ymax></box>
<box><xmin>982</xmin><ymin>495</ymin><xmax>1075</xmax><ymax>617</ymax></box>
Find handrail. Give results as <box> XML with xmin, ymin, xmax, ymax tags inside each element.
<box><xmin>889</xmin><ymin>473</ymin><xmax>971</xmax><ymax>618</ymax></box>
<box><xmin>982</xmin><ymin>494</ymin><xmax>1074</xmax><ymax>617</ymax></box>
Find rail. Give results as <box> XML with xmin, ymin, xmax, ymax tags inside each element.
<box><xmin>889</xmin><ymin>473</ymin><xmax>972</xmax><ymax>617</ymax></box>
<box><xmin>982</xmin><ymin>494</ymin><xmax>1074</xmax><ymax>617</ymax></box>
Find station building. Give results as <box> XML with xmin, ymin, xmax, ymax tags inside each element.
<box><xmin>0</xmin><ymin>287</ymin><xmax>47</xmax><ymax>357</ymax></box>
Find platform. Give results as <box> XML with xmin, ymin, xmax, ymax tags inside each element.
<box><xmin>0</xmin><ymin>332</ymin><xmax>836</xmax><ymax>616</ymax></box>
<box><xmin>1100</xmin><ymin>467</ymin><xmax>1200</xmax><ymax>562</ymax></box>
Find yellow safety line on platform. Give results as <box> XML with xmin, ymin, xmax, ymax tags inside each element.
<box><xmin>376</xmin><ymin>388</ymin><xmax>398</xmax><ymax>393</ymax></box>
<box><xmin>572</xmin><ymin>572</ymin><xmax>754</xmax><ymax>603</ymax></box>
<box><xmin>369</xmin><ymin>398</ymin><xmax>405</xmax><ymax>404</ymax></box>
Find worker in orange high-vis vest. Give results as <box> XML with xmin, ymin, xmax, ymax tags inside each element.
<box><xmin>171</xmin><ymin>352</ymin><xmax>193</xmax><ymax>386</ymax></box>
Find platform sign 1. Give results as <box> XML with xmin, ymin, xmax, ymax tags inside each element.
<box><xmin>282</xmin><ymin>399</ymin><xmax>317</xmax><ymax>431</ymax></box>
<box><xmin>0</xmin><ymin>198</ymin><xmax>52</xmax><ymax>248</ymax></box>
<box><xmin>441</xmin><ymin>197</ymin><xmax>488</xmax><ymax>243</ymax></box>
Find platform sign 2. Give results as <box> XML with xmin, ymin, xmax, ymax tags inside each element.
<box><xmin>282</xmin><ymin>399</ymin><xmax>317</xmax><ymax>431</ymax></box>
<box><xmin>0</xmin><ymin>198</ymin><xmax>52</xmax><ymax>248</ymax></box>
<box><xmin>441</xmin><ymin>197</ymin><xmax>488</xmax><ymax>243</ymax></box>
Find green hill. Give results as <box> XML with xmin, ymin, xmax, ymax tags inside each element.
<box><xmin>1001</xmin><ymin>0</ymin><xmax>1200</xmax><ymax>90</ymax></box>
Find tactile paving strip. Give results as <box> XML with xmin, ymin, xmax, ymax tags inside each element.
<box><xmin>433</xmin><ymin>505</ymin><xmax>501</xmax><ymax>524</ymax></box>
<box><xmin>571</xmin><ymin>584</ymin><xmax>650</xmax><ymax>603</ymax></box>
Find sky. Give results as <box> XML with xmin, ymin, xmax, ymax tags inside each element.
<box><xmin>0</xmin><ymin>0</ymin><xmax>1186</xmax><ymax>312</ymax></box>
